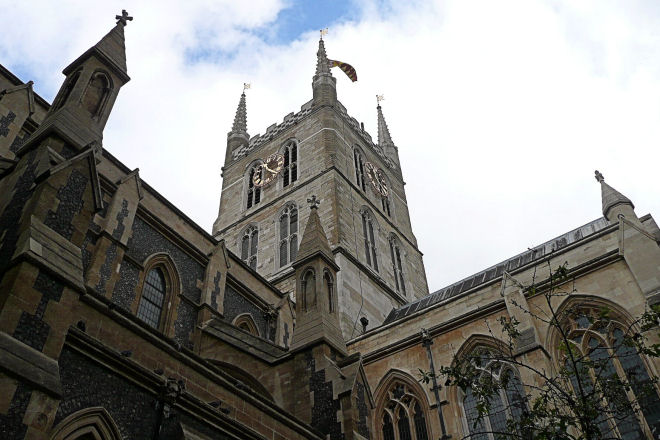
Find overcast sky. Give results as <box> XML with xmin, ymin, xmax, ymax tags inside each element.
<box><xmin>2</xmin><ymin>0</ymin><xmax>659</xmax><ymax>293</ymax></box>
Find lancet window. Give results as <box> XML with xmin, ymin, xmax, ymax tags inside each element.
<box><xmin>389</xmin><ymin>235</ymin><xmax>405</xmax><ymax>295</ymax></box>
<box><xmin>241</xmin><ymin>225</ymin><xmax>259</xmax><ymax>269</ymax></box>
<box><xmin>354</xmin><ymin>148</ymin><xmax>366</xmax><ymax>191</ymax></box>
<box><xmin>246</xmin><ymin>165</ymin><xmax>262</xmax><ymax>209</ymax></box>
<box><xmin>279</xmin><ymin>204</ymin><xmax>298</xmax><ymax>267</ymax></box>
<box><xmin>324</xmin><ymin>270</ymin><xmax>334</xmax><ymax>313</ymax></box>
<box><xmin>362</xmin><ymin>209</ymin><xmax>378</xmax><ymax>272</ymax></box>
<box><xmin>137</xmin><ymin>267</ymin><xmax>167</xmax><ymax>329</ymax></box>
<box><xmin>282</xmin><ymin>141</ymin><xmax>298</xmax><ymax>187</ymax></box>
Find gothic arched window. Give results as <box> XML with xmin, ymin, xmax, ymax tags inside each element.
<box><xmin>302</xmin><ymin>269</ymin><xmax>316</xmax><ymax>311</ymax></box>
<box><xmin>233</xmin><ymin>313</ymin><xmax>260</xmax><ymax>337</ymax></box>
<box><xmin>136</xmin><ymin>267</ymin><xmax>167</xmax><ymax>329</ymax></box>
<box><xmin>559</xmin><ymin>308</ymin><xmax>660</xmax><ymax>439</ymax></box>
<box><xmin>381</xmin><ymin>195</ymin><xmax>391</xmax><ymax>217</ymax></box>
<box><xmin>53</xmin><ymin>70</ymin><xmax>81</xmax><ymax>111</ymax></box>
<box><xmin>378</xmin><ymin>382</ymin><xmax>430</xmax><ymax>440</ymax></box>
<box><xmin>354</xmin><ymin>148</ymin><xmax>366</xmax><ymax>191</ymax></box>
<box><xmin>324</xmin><ymin>270</ymin><xmax>334</xmax><ymax>313</ymax></box>
<box><xmin>241</xmin><ymin>225</ymin><xmax>259</xmax><ymax>269</ymax></box>
<box><xmin>389</xmin><ymin>235</ymin><xmax>405</xmax><ymax>295</ymax></box>
<box><xmin>246</xmin><ymin>165</ymin><xmax>262</xmax><ymax>209</ymax></box>
<box><xmin>361</xmin><ymin>209</ymin><xmax>378</xmax><ymax>272</ymax></box>
<box><xmin>82</xmin><ymin>71</ymin><xmax>111</xmax><ymax>117</ymax></box>
<box><xmin>459</xmin><ymin>347</ymin><xmax>527</xmax><ymax>440</ymax></box>
<box><xmin>279</xmin><ymin>204</ymin><xmax>298</xmax><ymax>267</ymax></box>
<box><xmin>282</xmin><ymin>141</ymin><xmax>298</xmax><ymax>187</ymax></box>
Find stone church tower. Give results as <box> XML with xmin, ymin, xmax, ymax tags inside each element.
<box><xmin>212</xmin><ymin>37</ymin><xmax>430</xmax><ymax>338</ymax></box>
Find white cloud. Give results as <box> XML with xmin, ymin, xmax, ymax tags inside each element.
<box><xmin>2</xmin><ymin>0</ymin><xmax>659</xmax><ymax>292</ymax></box>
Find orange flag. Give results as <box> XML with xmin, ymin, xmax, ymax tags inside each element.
<box><xmin>328</xmin><ymin>59</ymin><xmax>357</xmax><ymax>82</ymax></box>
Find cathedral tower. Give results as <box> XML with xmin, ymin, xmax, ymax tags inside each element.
<box><xmin>212</xmin><ymin>37</ymin><xmax>429</xmax><ymax>339</ymax></box>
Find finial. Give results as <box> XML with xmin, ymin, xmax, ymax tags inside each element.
<box><xmin>595</xmin><ymin>170</ymin><xmax>604</xmax><ymax>183</ymax></box>
<box><xmin>320</xmin><ymin>28</ymin><xmax>329</xmax><ymax>40</ymax></box>
<box><xmin>376</xmin><ymin>94</ymin><xmax>384</xmax><ymax>107</ymax></box>
<box><xmin>243</xmin><ymin>83</ymin><xmax>251</xmax><ymax>93</ymax></box>
<box><xmin>115</xmin><ymin>10</ymin><xmax>133</xmax><ymax>27</ymax></box>
<box><xmin>307</xmin><ymin>195</ymin><xmax>321</xmax><ymax>209</ymax></box>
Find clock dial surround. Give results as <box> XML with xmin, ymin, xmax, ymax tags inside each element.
<box><xmin>253</xmin><ymin>153</ymin><xmax>285</xmax><ymax>187</ymax></box>
<box><xmin>364</xmin><ymin>161</ymin><xmax>389</xmax><ymax>197</ymax></box>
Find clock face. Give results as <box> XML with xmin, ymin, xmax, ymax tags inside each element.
<box><xmin>253</xmin><ymin>153</ymin><xmax>285</xmax><ymax>187</ymax></box>
<box><xmin>364</xmin><ymin>162</ymin><xmax>388</xmax><ymax>197</ymax></box>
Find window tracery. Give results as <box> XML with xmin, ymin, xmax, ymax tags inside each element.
<box><xmin>378</xmin><ymin>382</ymin><xmax>430</xmax><ymax>440</ymax></box>
<box><xmin>459</xmin><ymin>347</ymin><xmax>527</xmax><ymax>440</ymax></box>
<box><xmin>241</xmin><ymin>225</ymin><xmax>259</xmax><ymax>269</ymax></box>
<box><xmin>559</xmin><ymin>308</ymin><xmax>660</xmax><ymax>439</ymax></box>
<box><xmin>282</xmin><ymin>141</ymin><xmax>298</xmax><ymax>187</ymax></box>
<box><xmin>279</xmin><ymin>204</ymin><xmax>298</xmax><ymax>267</ymax></box>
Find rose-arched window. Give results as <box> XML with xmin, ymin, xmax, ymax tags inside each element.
<box><xmin>560</xmin><ymin>309</ymin><xmax>660</xmax><ymax>439</ymax></box>
<box><xmin>459</xmin><ymin>347</ymin><xmax>527</xmax><ymax>440</ymax></box>
<box><xmin>379</xmin><ymin>382</ymin><xmax>430</xmax><ymax>440</ymax></box>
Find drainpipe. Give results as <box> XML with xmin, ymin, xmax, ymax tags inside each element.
<box><xmin>421</xmin><ymin>328</ymin><xmax>450</xmax><ymax>440</ymax></box>
<box><xmin>153</xmin><ymin>377</ymin><xmax>184</xmax><ymax>440</ymax></box>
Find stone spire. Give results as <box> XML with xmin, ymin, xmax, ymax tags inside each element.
<box><xmin>225</xmin><ymin>89</ymin><xmax>250</xmax><ymax>164</ymax></box>
<box><xmin>231</xmin><ymin>92</ymin><xmax>248</xmax><ymax>135</ymax></box>
<box><xmin>312</xmin><ymin>36</ymin><xmax>337</xmax><ymax>106</ymax></box>
<box><xmin>314</xmin><ymin>37</ymin><xmax>332</xmax><ymax>78</ymax></box>
<box><xmin>595</xmin><ymin>170</ymin><xmax>635</xmax><ymax>221</ymax></box>
<box><xmin>377</xmin><ymin>104</ymin><xmax>395</xmax><ymax>148</ymax></box>
<box><xmin>376</xmin><ymin>101</ymin><xmax>400</xmax><ymax>167</ymax></box>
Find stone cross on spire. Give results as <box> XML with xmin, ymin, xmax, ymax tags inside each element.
<box><xmin>307</xmin><ymin>195</ymin><xmax>320</xmax><ymax>209</ymax></box>
<box><xmin>595</xmin><ymin>170</ymin><xmax>604</xmax><ymax>183</ymax></box>
<box><xmin>115</xmin><ymin>10</ymin><xmax>133</xmax><ymax>27</ymax></box>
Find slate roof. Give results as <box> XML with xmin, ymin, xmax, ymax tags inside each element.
<box><xmin>383</xmin><ymin>216</ymin><xmax>611</xmax><ymax>324</ymax></box>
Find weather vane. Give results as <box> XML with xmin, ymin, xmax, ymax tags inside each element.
<box><xmin>376</xmin><ymin>94</ymin><xmax>385</xmax><ymax>105</ymax></box>
<box><xmin>243</xmin><ymin>83</ymin><xmax>251</xmax><ymax>92</ymax></box>
<box><xmin>320</xmin><ymin>28</ymin><xmax>329</xmax><ymax>39</ymax></box>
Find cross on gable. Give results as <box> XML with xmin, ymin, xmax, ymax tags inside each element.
<box><xmin>116</xmin><ymin>10</ymin><xmax>133</xmax><ymax>26</ymax></box>
<box><xmin>307</xmin><ymin>195</ymin><xmax>320</xmax><ymax>209</ymax></box>
<box><xmin>595</xmin><ymin>170</ymin><xmax>604</xmax><ymax>183</ymax></box>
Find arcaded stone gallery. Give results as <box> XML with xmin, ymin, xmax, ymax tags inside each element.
<box><xmin>1</xmin><ymin>12</ymin><xmax>660</xmax><ymax>440</ymax></box>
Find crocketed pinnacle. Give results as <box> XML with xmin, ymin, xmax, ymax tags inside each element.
<box><xmin>377</xmin><ymin>104</ymin><xmax>395</xmax><ymax>148</ymax></box>
<box><xmin>315</xmin><ymin>38</ymin><xmax>331</xmax><ymax>77</ymax></box>
<box><xmin>595</xmin><ymin>170</ymin><xmax>634</xmax><ymax>220</ymax></box>
<box><xmin>231</xmin><ymin>92</ymin><xmax>248</xmax><ymax>134</ymax></box>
